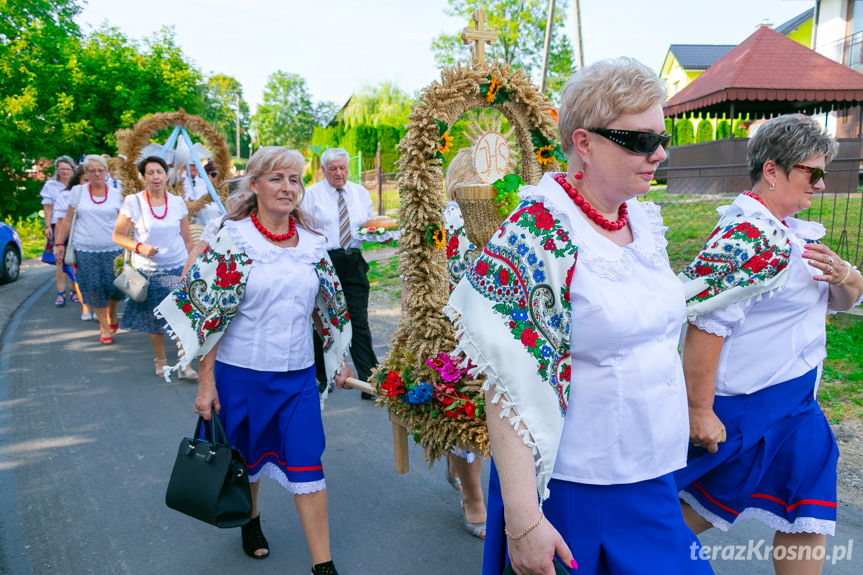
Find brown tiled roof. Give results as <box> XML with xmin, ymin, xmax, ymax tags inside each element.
<box><xmin>664</xmin><ymin>26</ymin><xmax>863</xmax><ymax>117</ymax></box>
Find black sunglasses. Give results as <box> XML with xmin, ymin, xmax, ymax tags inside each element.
<box><xmin>793</xmin><ymin>164</ymin><xmax>827</xmax><ymax>185</ymax></box>
<box><xmin>588</xmin><ymin>128</ymin><xmax>672</xmax><ymax>155</ymax></box>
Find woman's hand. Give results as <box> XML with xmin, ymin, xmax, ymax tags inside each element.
<box><xmin>803</xmin><ymin>243</ymin><xmax>849</xmax><ymax>285</ymax></box>
<box><xmin>688</xmin><ymin>406</ymin><xmax>726</xmax><ymax>453</ymax></box>
<box><xmin>507</xmin><ymin>517</ymin><xmax>576</xmax><ymax>575</ymax></box>
<box><xmin>52</xmin><ymin>244</ymin><xmax>65</xmax><ymax>256</ymax></box>
<box><xmin>43</xmin><ymin>226</ymin><xmax>53</xmax><ymax>240</ymax></box>
<box><xmin>193</xmin><ymin>375</ymin><xmax>219</xmax><ymax>421</ymax></box>
<box><xmin>137</xmin><ymin>244</ymin><xmax>159</xmax><ymax>258</ymax></box>
<box><xmin>334</xmin><ymin>361</ymin><xmax>355</xmax><ymax>389</ymax></box>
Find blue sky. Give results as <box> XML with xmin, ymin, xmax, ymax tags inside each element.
<box><xmin>76</xmin><ymin>0</ymin><xmax>814</xmax><ymax>112</ymax></box>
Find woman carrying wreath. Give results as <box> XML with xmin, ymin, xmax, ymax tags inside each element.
<box><xmin>112</xmin><ymin>156</ymin><xmax>197</xmax><ymax>378</ymax></box>
<box><xmin>445</xmin><ymin>58</ymin><xmax>713</xmax><ymax>574</ymax></box>
<box><xmin>53</xmin><ymin>155</ymin><xmax>125</xmax><ymax>344</ymax></box>
<box><xmin>674</xmin><ymin>114</ymin><xmax>863</xmax><ymax>575</ymax></box>
<box><xmin>156</xmin><ymin>147</ymin><xmax>353</xmax><ymax>575</ymax></box>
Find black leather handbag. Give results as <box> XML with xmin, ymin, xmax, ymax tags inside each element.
<box><xmin>165</xmin><ymin>415</ymin><xmax>252</xmax><ymax>528</ymax></box>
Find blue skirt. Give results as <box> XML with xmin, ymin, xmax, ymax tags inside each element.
<box><xmin>483</xmin><ymin>461</ymin><xmax>713</xmax><ymax>575</ymax></box>
<box><xmin>213</xmin><ymin>362</ymin><xmax>326</xmax><ymax>495</ymax></box>
<box><xmin>119</xmin><ymin>267</ymin><xmax>181</xmax><ymax>334</ymax></box>
<box><xmin>74</xmin><ymin>250</ymin><xmax>124</xmax><ymax>308</ymax></box>
<box><xmin>674</xmin><ymin>367</ymin><xmax>838</xmax><ymax>535</ymax></box>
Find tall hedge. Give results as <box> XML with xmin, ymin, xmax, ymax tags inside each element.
<box><xmin>716</xmin><ymin>120</ymin><xmax>730</xmax><ymax>139</ymax></box>
<box><xmin>695</xmin><ymin>117</ymin><xmax>714</xmax><ymax>142</ymax></box>
<box><xmin>674</xmin><ymin>118</ymin><xmax>695</xmax><ymax>146</ymax></box>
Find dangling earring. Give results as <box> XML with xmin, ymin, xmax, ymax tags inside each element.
<box><xmin>769</xmin><ymin>182</ymin><xmax>775</xmax><ymax>191</ymax></box>
<box><xmin>574</xmin><ymin>169</ymin><xmax>584</xmax><ymax>180</ymax></box>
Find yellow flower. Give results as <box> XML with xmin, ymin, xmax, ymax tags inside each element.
<box><xmin>486</xmin><ymin>76</ymin><xmax>502</xmax><ymax>103</ymax></box>
<box><xmin>432</xmin><ymin>229</ymin><xmax>446</xmax><ymax>249</ymax></box>
<box><xmin>438</xmin><ymin>132</ymin><xmax>453</xmax><ymax>154</ymax></box>
<box><xmin>536</xmin><ymin>145</ymin><xmax>554</xmax><ymax>165</ymax></box>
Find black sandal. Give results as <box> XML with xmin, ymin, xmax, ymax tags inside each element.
<box><xmin>241</xmin><ymin>515</ymin><xmax>269</xmax><ymax>560</ymax></box>
<box><xmin>311</xmin><ymin>560</ymin><xmax>339</xmax><ymax>575</ymax></box>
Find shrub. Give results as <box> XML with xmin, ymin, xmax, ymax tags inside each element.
<box><xmin>674</xmin><ymin>118</ymin><xmax>695</xmax><ymax>146</ymax></box>
<box><xmin>696</xmin><ymin>117</ymin><xmax>714</xmax><ymax>142</ymax></box>
<box><xmin>716</xmin><ymin>119</ymin><xmax>730</xmax><ymax>139</ymax></box>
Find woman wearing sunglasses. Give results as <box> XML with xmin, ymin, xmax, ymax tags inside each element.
<box><xmin>447</xmin><ymin>57</ymin><xmax>712</xmax><ymax>574</ymax></box>
<box><xmin>675</xmin><ymin>114</ymin><xmax>863</xmax><ymax>574</ymax></box>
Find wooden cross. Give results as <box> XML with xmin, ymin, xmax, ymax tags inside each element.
<box><xmin>461</xmin><ymin>9</ymin><xmax>498</xmax><ymax>65</ymax></box>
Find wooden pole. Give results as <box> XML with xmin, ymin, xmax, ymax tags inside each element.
<box><xmin>540</xmin><ymin>0</ymin><xmax>556</xmax><ymax>94</ymax></box>
<box><xmin>573</xmin><ymin>0</ymin><xmax>585</xmax><ymax>69</ymax></box>
<box><xmin>376</xmin><ymin>142</ymin><xmax>383</xmax><ymax>215</ymax></box>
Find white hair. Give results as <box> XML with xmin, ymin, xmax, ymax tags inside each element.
<box><xmin>320</xmin><ymin>148</ymin><xmax>350</xmax><ymax>169</ymax></box>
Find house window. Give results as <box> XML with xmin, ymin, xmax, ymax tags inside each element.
<box><xmin>850</xmin><ymin>0</ymin><xmax>863</xmax><ymax>36</ymax></box>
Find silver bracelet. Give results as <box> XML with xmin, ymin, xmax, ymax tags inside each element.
<box><xmin>836</xmin><ymin>261</ymin><xmax>853</xmax><ymax>287</ymax></box>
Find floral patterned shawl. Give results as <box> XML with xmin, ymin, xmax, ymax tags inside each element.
<box><xmin>155</xmin><ymin>225</ymin><xmax>352</xmax><ymax>384</ymax></box>
<box><xmin>444</xmin><ymin>176</ymin><xmax>576</xmax><ymax>502</ymax></box>
<box><xmin>678</xmin><ymin>194</ymin><xmax>799</xmax><ymax>320</ymax></box>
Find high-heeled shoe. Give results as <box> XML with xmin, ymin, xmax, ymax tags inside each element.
<box><xmin>109</xmin><ymin>323</ymin><xmax>119</xmax><ymax>334</ymax></box>
<box><xmin>154</xmin><ymin>358</ymin><xmax>169</xmax><ymax>377</ymax></box>
<box><xmin>460</xmin><ymin>498</ymin><xmax>486</xmax><ymax>539</ymax></box>
<box><xmin>241</xmin><ymin>515</ymin><xmax>269</xmax><ymax>559</ymax></box>
<box><xmin>177</xmin><ymin>364</ymin><xmax>198</xmax><ymax>380</ymax></box>
<box><xmin>311</xmin><ymin>560</ymin><xmax>339</xmax><ymax>574</ymax></box>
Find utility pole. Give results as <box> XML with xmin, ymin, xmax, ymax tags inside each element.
<box><xmin>573</xmin><ymin>0</ymin><xmax>585</xmax><ymax>69</ymax></box>
<box><xmin>540</xmin><ymin>0</ymin><xmax>556</xmax><ymax>94</ymax></box>
<box><xmin>235</xmin><ymin>93</ymin><xmax>241</xmax><ymax>159</ymax></box>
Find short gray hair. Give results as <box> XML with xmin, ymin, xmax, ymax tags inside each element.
<box><xmin>558</xmin><ymin>57</ymin><xmax>666</xmax><ymax>155</ymax></box>
<box><xmin>51</xmin><ymin>155</ymin><xmax>76</xmax><ymax>180</ymax></box>
<box><xmin>320</xmin><ymin>148</ymin><xmax>350</xmax><ymax>169</ymax></box>
<box><xmin>82</xmin><ymin>154</ymin><xmax>108</xmax><ymax>171</ymax></box>
<box><xmin>747</xmin><ymin>114</ymin><xmax>839</xmax><ymax>183</ymax></box>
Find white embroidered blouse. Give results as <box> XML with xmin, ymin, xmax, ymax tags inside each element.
<box><xmin>119</xmin><ymin>192</ymin><xmax>189</xmax><ymax>272</ymax></box>
<box><xmin>529</xmin><ymin>177</ymin><xmax>690</xmax><ymax>485</ymax></box>
<box><xmin>688</xmin><ymin>196</ymin><xmax>850</xmax><ymax>396</ymax></box>
<box><xmin>215</xmin><ymin>218</ymin><xmax>327</xmax><ymax>372</ymax></box>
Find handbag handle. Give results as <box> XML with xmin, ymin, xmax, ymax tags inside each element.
<box><xmin>189</xmin><ymin>415</ymin><xmax>231</xmax><ymax>463</ymax></box>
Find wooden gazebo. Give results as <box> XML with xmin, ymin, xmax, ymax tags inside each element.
<box><xmin>662</xmin><ymin>25</ymin><xmax>863</xmax><ymax>195</ymax></box>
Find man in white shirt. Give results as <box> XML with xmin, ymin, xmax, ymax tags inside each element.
<box><xmin>305</xmin><ymin>148</ymin><xmax>377</xmax><ymax>399</ymax></box>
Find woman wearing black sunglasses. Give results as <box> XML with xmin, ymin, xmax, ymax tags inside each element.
<box><xmin>448</xmin><ymin>57</ymin><xmax>713</xmax><ymax>575</ymax></box>
<box><xmin>676</xmin><ymin>113</ymin><xmax>863</xmax><ymax>574</ymax></box>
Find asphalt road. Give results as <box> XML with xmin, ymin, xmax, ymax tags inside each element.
<box><xmin>0</xmin><ymin>264</ymin><xmax>861</xmax><ymax>574</ymax></box>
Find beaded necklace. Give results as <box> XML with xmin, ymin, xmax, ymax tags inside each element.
<box><xmin>251</xmin><ymin>211</ymin><xmax>296</xmax><ymax>241</ymax></box>
<box><xmin>145</xmin><ymin>190</ymin><xmax>168</xmax><ymax>219</ymax></box>
<box><xmin>88</xmin><ymin>183</ymin><xmax>107</xmax><ymax>205</ymax></box>
<box><xmin>553</xmin><ymin>173</ymin><xmax>628</xmax><ymax>231</ymax></box>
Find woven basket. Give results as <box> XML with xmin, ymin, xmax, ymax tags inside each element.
<box><xmin>453</xmin><ymin>183</ymin><xmax>505</xmax><ymax>249</ymax></box>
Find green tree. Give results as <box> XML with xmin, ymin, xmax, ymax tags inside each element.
<box><xmin>695</xmin><ymin>117</ymin><xmax>714</xmax><ymax>143</ymax></box>
<box><xmin>342</xmin><ymin>81</ymin><xmax>412</xmax><ymax>128</ymax></box>
<box><xmin>674</xmin><ymin>118</ymin><xmax>695</xmax><ymax>146</ymax></box>
<box><xmin>431</xmin><ymin>0</ymin><xmax>575</xmax><ymax>97</ymax></box>
<box><xmin>252</xmin><ymin>71</ymin><xmax>335</xmax><ymax>149</ymax></box>
<box><xmin>201</xmin><ymin>74</ymin><xmax>250</xmax><ymax>157</ymax></box>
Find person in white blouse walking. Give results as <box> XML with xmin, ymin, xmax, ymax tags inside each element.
<box><xmin>446</xmin><ymin>58</ymin><xmax>714</xmax><ymax>575</ymax></box>
<box><xmin>676</xmin><ymin>114</ymin><xmax>863</xmax><ymax>575</ymax></box>
<box><xmin>305</xmin><ymin>148</ymin><xmax>378</xmax><ymax>398</ymax></box>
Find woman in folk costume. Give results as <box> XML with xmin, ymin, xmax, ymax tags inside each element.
<box><xmin>40</xmin><ymin>155</ymin><xmax>80</xmax><ymax>308</ymax></box>
<box><xmin>157</xmin><ymin>147</ymin><xmax>353</xmax><ymax>575</ymax></box>
<box><xmin>445</xmin><ymin>58</ymin><xmax>713</xmax><ymax>575</ymax></box>
<box><xmin>675</xmin><ymin>114</ymin><xmax>863</xmax><ymax>575</ymax></box>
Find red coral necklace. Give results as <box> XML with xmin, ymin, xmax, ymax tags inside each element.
<box><xmin>554</xmin><ymin>173</ymin><xmax>628</xmax><ymax>231</ymax></box>
<box><xmin>251</xmin><ymin>211</ymin><xmax>295</xmax><ymax>241</ymax></box>
<box><xmin>88</xmin><ymin>183</ymin><xmax>107</xmax><ymax>205</ymax></box>
<box><xmin>145</xmin><ymin>190</ymin><xmax>168</xmax><ymax>219</ymax></box>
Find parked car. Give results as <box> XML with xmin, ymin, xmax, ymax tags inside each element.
<box><xmin>0</xmin><ymin>221</ymin><xmax>23</xmax><ymax>283</ymax></box>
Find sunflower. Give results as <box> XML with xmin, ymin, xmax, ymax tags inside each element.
<box><xmin>438</xmin><ymin>131</ymin><xmax>453</xmax><ymax>154</ymax></box>
<box><xmin>536</xmin><ymin>145</ymin><xmax>555</xmax><ymax>165</ymax></box>
<box><xmin>431</xmin><ymin>228</ymin><xmax>446</xmax><ymax>249</ymax></box>
<box><xmin>486</xmin><ymin>76</ymin><xmax>502</xmax><ymax>103</ymax></box>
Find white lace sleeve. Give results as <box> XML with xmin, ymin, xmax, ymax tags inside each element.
<box><xmin>690</xmin><ymin>301</ymin><xmax>749</xmax><ymax>337</ymax></box>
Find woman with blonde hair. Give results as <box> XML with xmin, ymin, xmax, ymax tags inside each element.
<box><xmin>158</xmin><ymin>146</ymin><xmax>353</xmax><ymax>574</ymax></box>
<box><xmin>54</xmin><ymin>155</ymin><xmax>125</xmax><ymax>343</ymax></box>
<box><xmin>447</xmin><ymin>58</ymin><xmax>713</xmax><ymax>574</ymax></box>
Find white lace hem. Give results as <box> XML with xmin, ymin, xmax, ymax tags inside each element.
<box><xmin>224</xmin><ymin>218</ymin><xmax>325</xmax><ymax>264</ymax></box>
<box><xmin>690</xmin><ymin>315</ymin><xmax>732</xmax><ymax>338</ymax></box>
<box><xmin>521</xmin><ymin>179</ymin><xmax>670</xmax><ymax>280</ymax></box>
<box><xmin>249</xmin><ymin>461</ymin><xmax>326</xmax><ymax>495</ymax></box>
<box><xmin>680</xmin><ymin>490</ymin><xmax>836</xmax><ymax>535</ymax></box>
